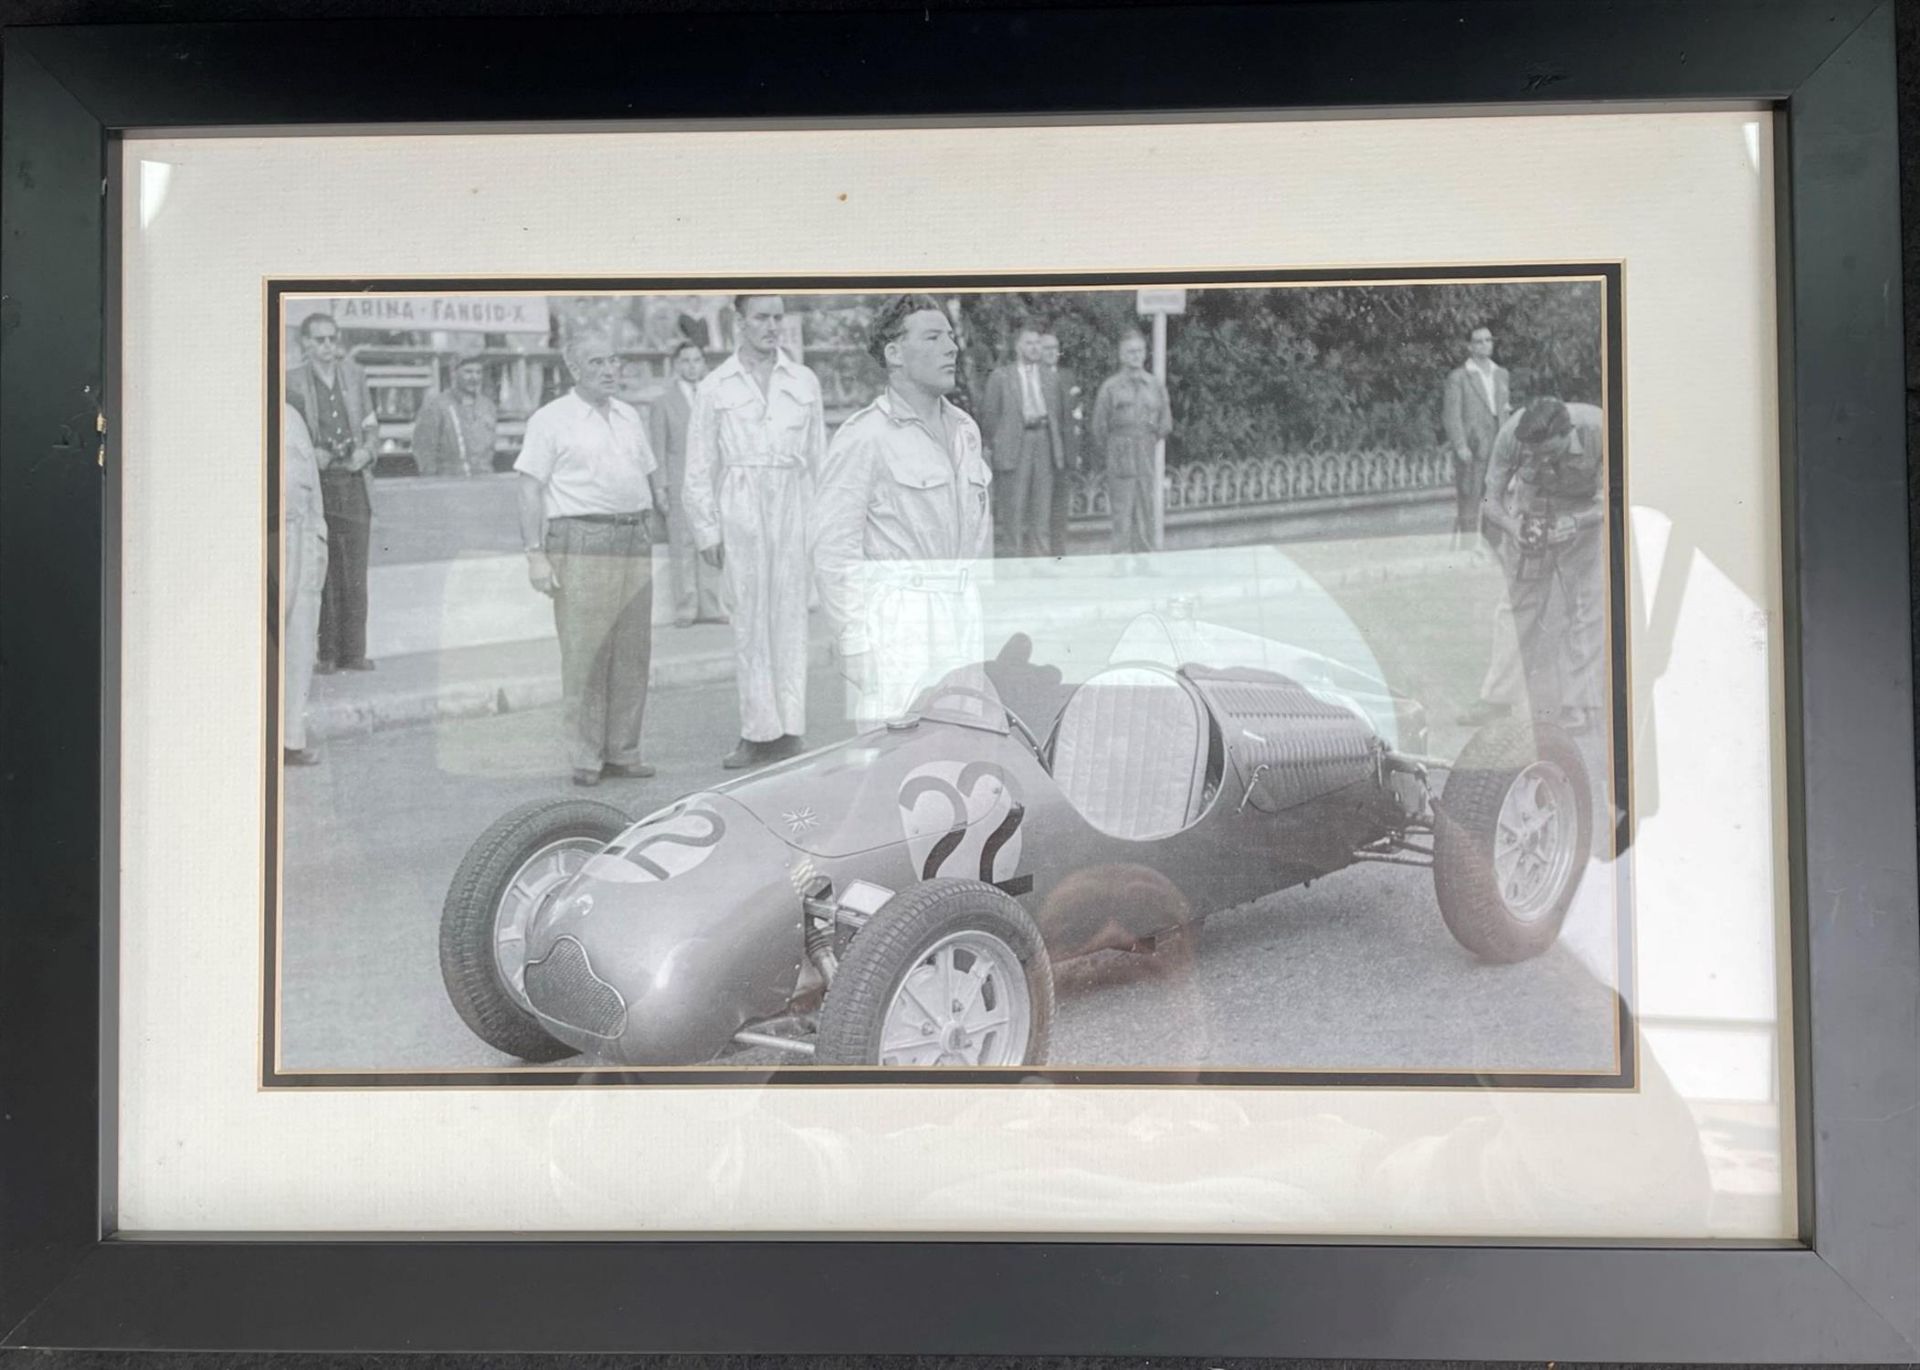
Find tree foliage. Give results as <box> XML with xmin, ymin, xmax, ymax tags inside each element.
<box><xmin>544</xmin><ymin>284</ymin><xmax>1602</xmax><ymax>459</ymax></box>
<box><xmin>953</xmin><ymin>281</ymin><xmax>1603</xmax><ymax>463</ymax></box>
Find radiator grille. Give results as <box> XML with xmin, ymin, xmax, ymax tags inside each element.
<box><xmin>524</xmin><ymin>936</ymin><xmax>628</xmax><ymax>1039</ymax></box>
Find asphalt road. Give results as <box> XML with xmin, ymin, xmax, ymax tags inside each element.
<box><xmin>277</xmin><ymin>574</ymin><xmax>1623</xmax><ymax>1075</ymax></box>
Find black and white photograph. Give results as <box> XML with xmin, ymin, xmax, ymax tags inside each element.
<box><xmin>268</xmin><ymin>271</ymin><xmax>1626</xmax><ymax>1084</ymax></box>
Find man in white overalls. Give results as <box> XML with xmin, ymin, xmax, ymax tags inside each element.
<box><xmin>811</xmin><ymin>294</ymin><xmax>995</xmax><ymax>726</ymax></box>
<box><xmin>684</xmin><ymin>295</ymin><xmax>827</xmax><ymax>769</ymax></box>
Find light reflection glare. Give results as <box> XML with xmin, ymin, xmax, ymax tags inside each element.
<box><xmin>138</xmin><ymin>160</ymin><xmax>173</xmax><ymax>229</ymax></box>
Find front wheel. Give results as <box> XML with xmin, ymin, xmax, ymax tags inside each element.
<box><xmin>816</xmin><ymin>879</ymin><xmax>1053</xmax><ymax>1067</ymax></box>
<box><xmin>439</xmin><ymin>796</ymin><xmax>630</xmax><ymax>1061</ymax></box>
<box><xmin>1432</xmin><ymin>720</ymin><xmax>1592</xmax><ymax>962</ymax></box>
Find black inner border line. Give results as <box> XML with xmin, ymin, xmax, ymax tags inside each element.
<box><xmin>263</xmin><ymin>279</ymin><xmax>285</xmax><ymax>1099</ymax></box>
<box><xmin>261</xmin><ymin>263</ymin><xmax>1633</xmax><ymax>1091</ymax></box>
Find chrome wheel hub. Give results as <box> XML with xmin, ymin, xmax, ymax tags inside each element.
<box><xmin>1493</xmin><ymin>760</ymin><xmax>1579</xmax><ymax>922</ymax></box>
<box><xmin>878</xmin><ymin>931</ymin><xmax>1031</xmax><ymax>1067</ymax></box>
<box><xmin>494</xmin><ymin>838</ymin><xmax>600</xmax><ymax>1011</ymax></box>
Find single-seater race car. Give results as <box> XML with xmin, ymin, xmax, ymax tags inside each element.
<box><xmin>440</xmin><ymin>615</ymin><xmax>1593</xmax><ymax>1068</ymax></box>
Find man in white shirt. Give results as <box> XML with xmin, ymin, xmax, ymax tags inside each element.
<box><xmin>811</xmin><ymin>294</ymin><xmax>994</xmax><ymax>725</ymax></box>
<box><xmin>515</xmin><ymin>333</ymin><xmax>668</xmax><ymax>787</ymax></box>
<box><xmin>684</xmin><ymin>295</ymin><xmax>826</xmax><ymax>769</ymax></box>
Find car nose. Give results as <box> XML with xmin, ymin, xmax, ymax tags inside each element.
<box><xmin>520</xmin><ymin>868</ymin><xmax>802</xmax><ymax>1067</ymax></box>
<box><xmin>517</xmin><ymin>794</ymin><xmax>815</xmax><ymax>1066</ymax></box>
<box><xmin>520</xmin><ymin>862</ymin><xmax>635</xmax><ymax>1046</ymax></box>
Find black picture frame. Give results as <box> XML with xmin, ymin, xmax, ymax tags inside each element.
<box><xmin>2</xmin><ymin>1</ymin><xmax>1912</xmax><ymax>1358</ymax></box>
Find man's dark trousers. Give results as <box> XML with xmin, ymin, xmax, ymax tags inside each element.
<box><xmin>317</xmin><ymin>470</ymin><xmax>371</xmax><ymax>667</ymax></box>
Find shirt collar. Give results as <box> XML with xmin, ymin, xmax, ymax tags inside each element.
<box><xmin>874</xmin><ymin>388</ymin><xmax>964</xmax><ymax>430</ymax></box>
<box><xmin>564</xmin><ymin>389</ymin><xmax>624</xmax><ymax>419</ymax></box>
<box><xmin>716</xmin><ymin>348</ymin><xmax>801</xmax><ymax>385</ymax></box>
<box><xmin>1467</xmin><ymin>356</ymin><xmax>1495</xmax><ymax>375</ymax></box>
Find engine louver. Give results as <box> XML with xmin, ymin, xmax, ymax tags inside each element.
<box><xmin>1187</xmin><ymin>669</ymin><xmax>1378</xmax><ymax>810</ymax></box>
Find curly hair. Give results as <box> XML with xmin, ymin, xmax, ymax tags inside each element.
<box><xmin>866</xmin><ymin>293</ymin><xmax>948</xmax><ymax>368</ymax></box>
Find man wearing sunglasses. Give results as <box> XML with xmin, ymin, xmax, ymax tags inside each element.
<box><xmin>285</xmin><ymin>311</ymin><xmax>381</xmax><ymax>674</ymax></box>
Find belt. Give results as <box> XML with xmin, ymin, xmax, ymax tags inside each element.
<box><xmin>554</xmin><ymin>511</ymin><xmax>649</xmax><ymax>525</ymax></box>
<box><xmin>876</xmin><ymin>567</ymin><xmax>971</xmax><ymax>593</ymax></box>
<box><xmin>1023</xmin><ymin>418</ymin><xmax>1050</xmax><ymax>430</ymax></box>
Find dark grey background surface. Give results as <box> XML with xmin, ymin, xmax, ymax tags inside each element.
<box><xmin>0</xmin><ymin>0</ymin><xmax>1912</xmax><ymax>1365</ymax></box>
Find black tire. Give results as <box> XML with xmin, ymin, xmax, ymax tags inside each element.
<box><xmin>438</xmin><ymin>796</ymin><xmax>630</xmax><ymax>1061</ymax></box>
<box><xmin>1433</xmin><ymin>720</ymin><xmax>1592</xmax><ymax>962</ymax></box>
<box><xmin>816</xmin><ymin>879</ymin><xmax>1053</xmax><ymax>1067</ymax></box>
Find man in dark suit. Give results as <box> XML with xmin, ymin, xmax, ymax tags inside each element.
<box><xmin>648</xmin><ymin>341</ymin><xmax>726</xmax><ymax>627</ymax></box>
<box><xmin>1440</xmin><ymin>324</ymin><xmax>1511</xmax><ymax>541</ymax></box>
<box><xmin>1040</xmin><ymin>331</ymin><xmax>1081</xmax><ymax>556</ymax></box>
<box><xmin>285</xmin><ymin>312</ymin><xmax>380</xmax><ymax>673</ymax></box>
<box><xmin>981</xmin><ymin>322</ymin><xmax>1072</xmax><ymax>558</ymax></box>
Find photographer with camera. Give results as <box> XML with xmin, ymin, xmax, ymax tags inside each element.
<box><xmin>286</xmin><ymin>312</ymin><xmax>381</xmax><ymax>676</ymax></box>
<box><xmin>1474</xmin><ymin>396</ymin><xmax>1608</xmax><ymax>732</ymax></box>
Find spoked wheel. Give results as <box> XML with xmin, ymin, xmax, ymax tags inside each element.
<box><xmin>878</xmin><ymin>929</ymin><xmax>1034</xmax><ymax>1067</ymax></box>
<box><xmin>439</xmin><ymin>797</ymin><xmax>630</xmax><ymax>1061</ymax></box>
<box><xmin>1490</xmin><ymin>761</ymin><xmax>1582</xmax><ymax>921</ymax></box>
<box><xmin>816</xmin><ymin>879</ymin><xmax>1052</xmax><ymax>1067</ymax></box>
<box><xmin>1433</xmin><ymin>721</ymin><xmax>1592</xmax><ymax>962</ymax></box>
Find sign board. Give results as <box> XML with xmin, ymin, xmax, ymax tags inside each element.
<box><xmin>286</xmin><ymin>295</ymin><xmax>553</xmax><ymax>334</ymax></box>
<box><xmin>1136</xmin><ymin>287</ymin><xmax>1188</xmax><ymax>315</ymax></box>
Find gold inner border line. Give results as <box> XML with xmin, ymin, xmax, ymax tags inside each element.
<box><xmin>264</xmin><ymin>267</ymin><xmax>1630</xmax><ymax>1089</ymax></box>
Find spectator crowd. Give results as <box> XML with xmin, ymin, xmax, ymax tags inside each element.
<box><xmin>280</xmin><ymin>297</ymin><xmax>1606</xmax><ymax>779</ymax></box>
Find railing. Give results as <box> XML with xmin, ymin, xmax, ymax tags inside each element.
<box><xmin>1067</xmin><ymin>448</ymin><xmax>1453</xmax><ymax>519</ymax></box>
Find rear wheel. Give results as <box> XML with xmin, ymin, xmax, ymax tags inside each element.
<box><xmin>1433</xmin><ymin>721</ymin><xmax>1591</xmax><ymax>962</ymax></box>
<box><xmin>439</xmin><ymin>797</ymin><xmax>630</xmax><ymax>1061</ymax></box>
<box><xmin>816</xmin><ymin>879</ymin><xmax>1053</xmax><ymax>1067</ymax></box>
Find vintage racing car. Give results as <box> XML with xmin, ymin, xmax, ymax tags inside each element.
<box><xmin>439</xmin><ymin>616</ymin><xmax>1593</xmax><ymax>1068</ymax></box>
